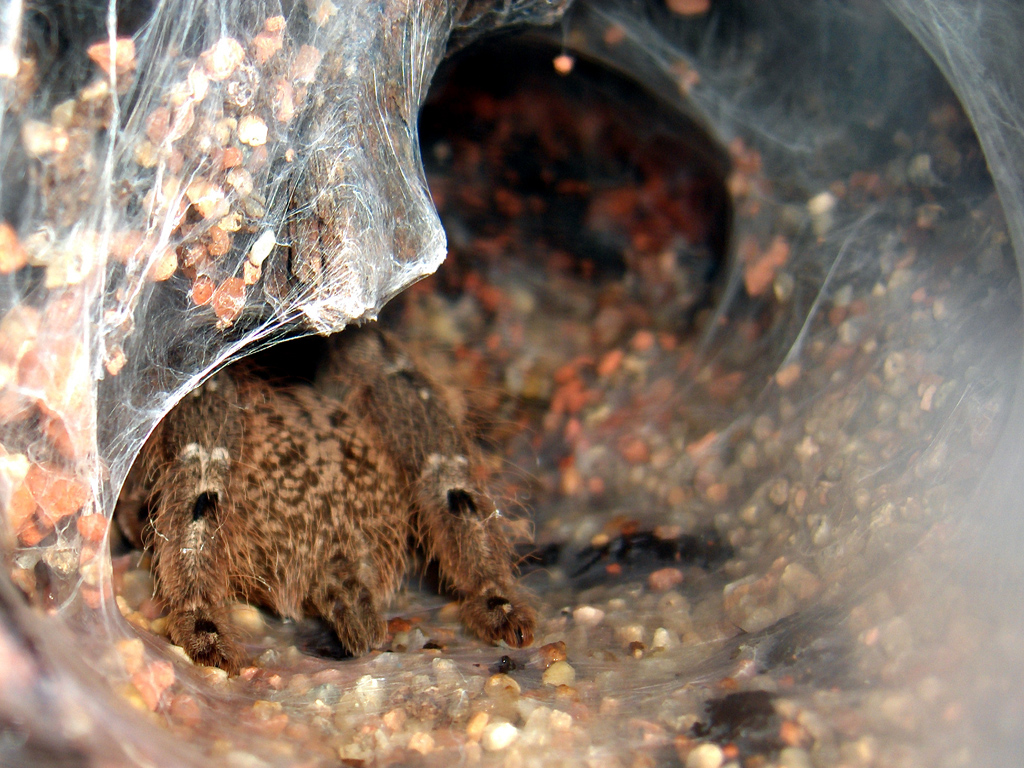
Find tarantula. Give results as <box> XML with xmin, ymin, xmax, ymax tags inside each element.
<box><xmin>118</xmin><ymin>326</ymin><xmax>535</xmax><ymax>673</ymax></box>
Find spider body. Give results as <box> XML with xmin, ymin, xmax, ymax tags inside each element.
<box><xmin>137</xmin><ymin>372</ymin><xmax>406</xmax><ymax>672</ymax></box>
<box><xmin>122</xmin><ymin>327</ymin><xmax>534</xmax><ymax>672</ymax></box>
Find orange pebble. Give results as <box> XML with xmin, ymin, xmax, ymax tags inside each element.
<box><xmin>705</xmin><ymin>483</ymin><xmax>729</xmax><ymax>504</ymax></box>
<box><xmin>779</xmin><ymin>720</ymin><xmax>807</xmax><ymax>747</ymax></box>
<box><xmin>17</xmin><ymin>520</ymin><xmax>49</xmax><ymax>547</ymax></box>
<box><xmin>620</xmin><ymin>437</ymin><xmax>650</xmax><ymax>465</ymax></box>
<box><xmin>191</xmin><ymin>275</ymin><xmax>215</xmax><ymax>306</ymax></box>
<box><xmin>169</xmin><ymin>694</ymin><xmax>202</xmax><ymax>727</ymax></box>
<box><xmin>631</xmin><ymin>329</ymin><xmax>656</xmax><ymax>352</ymax></box>
<box><xmin>6</xmin><ymin>482</ymin><xmax>36</xmax><ymax>534</ymax></box>
<box><xmin>667</xmin><ymin>0</ymin><xmax>710</xmax><ymax>15</ymax></box>
<box><xmin>597</xmin><ymin>348</ymin><xmax>624</xmax><ymax>377</ymax></box>
<box><xmin>0</xmin><ymin>222</ymin><xmax>28</xmax><ymax>274</ymax></box>
<box><xmin>221</xmin><ymin>146</ymin><xmax>243</xmax><ymax>169</ymax></box>
<box><xmin>206</xmin><ymin>225</ymin><xmax>231</xmax><ymax>257</ymax></box>
<box><xmin>775</xmin><ymin>363</ymin><xmax>802</xmax><ymax>389</ymax></box>
<box><xmin>132</xmin><ymin>660</ymin><xmax>175</xmax><ymax>711</ymax></box>
<box><xmin>212</xmin><ymin>277</ymin><xmax>246</xmax><ymax>325</ymax></box>
<box><xmin>86</xmin><ymin>38</ymin><xmax>136</xmax><ymax>75</ymax></box>
<box><xmin>146</xmin><ymin>248</ymin><xmax>177</xmax><ymax>282</ymax></box>
<box><xmin>77</xmin><ymin>513</ymin><xmax>108</xmax><ymax>542</ymax></box>
<box><xmin>388</xmin><ymin>617</ymin><xmax>412</xmax><ymax>633</ymax></box>
<box><xmin>553</xmin><ymin>54</ymin><xmax>575</xmax><ymax>75</ymax></box>
<box><xmin>647</xmin><ymin>567</ymin><xmax>684</xmax><ymax>592</ymax></box>
<box><xmin>25</xmin><ymin>464</ymin><xmax>89</xmax><ymax>527</ymax></box>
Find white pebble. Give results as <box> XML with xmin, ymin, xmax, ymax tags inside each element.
<box><xmin>616</xmin><ymin>624</ymin><xmax>644</xmax><ymax>644</ymax></box>
<box><xmin>22</xmin><ymin>120</ymin><xmax>68</xmax><ymax>157</ymax></box>
<box><xmin>247</xmin><ymin>229</ymin><xmax>276</xmax><ymax>266</ymax></box>
<box><xmin>230</xmin><ymin>603</ymin><xmax>265</xmax><ymax>634</ymax></box>
<box><xmin>481</xmin><ymin>722</ymin><xmax>519</xmax><ymax>751</ymax></box>
<box><xmin>0</xmin><ymin>452</ymin><xmax>29</xmax><ymax>486</ymax></box>
<box><xmin>686</xmin><ymin>743</ymin><xmax>724</xmax><ymax>768</ymax></box>
<box><xmin>837</xmin><ymin>319</ymin><xmax>861</xmax><ymax>345</ymax></box>
<box><xmin>573</xmin><ymin>605</ymin><xmax>605</xmax><ymax>627</ymax></box>
<box><xmin>226</xmin><ymin>167</ymin><xmax>255</xmax><ymax>196</ymax></box>
<box><xmin>807</xmin><ymin>191</ymin><xmax>836</xmax><ymax>237</ymax></box>
<box><xmin>832</xmin><ymin>284</ymin><xmax>853</xmax><ymax>308</ymax></box>
<box><xmin>773</xmin><ymin>272</ymin><xmax>795</xmax><ymax>303</ymax></box>
<box><xmin>907</xmin><ymin>153</ymin><xmax>938</xmax><ymax>186</ymax></box>
<box><xmin>779</xmin><ymin>747</ymin><xmax>812</xmax><ymax>768</ymax></box>
<box><xmin>485</xmin><ymin>673</ymin><xmax>521</xmax><ymax>700</ymax></box>
<box><xmin>407</xmin><ymin>732</ymin><xmax>434</xmax><ymax>755</ymax></box>
<box><xmin>237</xmin><ymin>114</ymin><xmax>268</xmax><ymax>146</ymax></box>
<box><xmin>807</xmin><ymin>190</ymin><xmax>836</xmax><ymax>215</ymax></box>
<box><xmin>651</xmin><ymin>627</ymin><xmax>673</xmax><ymax>650</ymax></box>
<box><xmin>542</xmin><ymin>661</ymin><xmax>576</xmax><ymax>687</ymax></box>
<box><xmin>549</xmin><ymin>709</ymin><xmax>573</xmax><ymax>731</ymax></box>
<box><xmin>201</xmin><ymin>38</ymin><xmax>245</xmax><ymax>81</ymax></box>
<box><xmin>353</xmin><ymin>674</ymin><xmax>383</xmax><ymax>710</ymax></box>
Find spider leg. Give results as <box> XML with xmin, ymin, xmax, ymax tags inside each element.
<box><xmin>150</xmin><ymin>488</ymin><xmax>246</xmax><ymax>673</ymax></box>
<box><xmin>165</xmin><ymin>604</ymin><xmax>244</xmax><ymax>675</ymax></box>
<box><xmin>414</xmin><ymin>455</ymin><xmax>535</xmax><ymax>648</ymax></box>
<box><xmin>309</xmin><ymin>572</ymin><xmax>388</xmax><ymax>656</ymax></box>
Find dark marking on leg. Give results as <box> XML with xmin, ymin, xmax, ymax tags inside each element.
<box><xmin>191</xmin><ymin>491</ymin><xmax>217</xmax><ymax>522</ymax></box>
<box><xmin>447</xmin><ymin>488</ymin><xmax>478</xmax><ymax>516</ymax></box>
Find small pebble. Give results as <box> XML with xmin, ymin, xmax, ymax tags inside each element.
<box><xmin>549</xmin><ymin>709</ymin><xmax>573</xmax><ymax>731</ymax></box>
<box><xmin>226</xmin><ymin>167</ymin><xmax>255</xmax><ymax>196</ymax></box>
<box><xmin>768</xmin><ymin>477</ymin><xmax>790</xmax><ymax>506</ymax></box>
<box><xmin>21</xmin><ymin>120</ymin><xmax>68</xmax><ymax>157</ymax></box>
<box><xmin>382</xmin><ymin>708</ymin><xmax>406</xmax><ymax>732</ymax></box>
<box><xmin>231</xmin><ymin>604</ymin><xmax>266</xmax><ymax>634</ymax></box>
<box><xmin>247</xmin><ymin>229</ymin><xmax>276</xmax><ymax>266</ymax></box>
<box><xmin>466</xmin><ymin>711</ymin><xmax>489</xmax><ymax>740</ymax></box>
<box><xmin>542</xmin><ymin>661</ymin><xmax>575</xmax><ymax>687</ymax></box>
<box><xmin>773</xmin><ymin>272</ymin><xmax>795</xmax><ymax>302</ymax></box>
<box><xmin>485</xmin><ymin>674</ymin><xmax>521</xmax><ymax>701</ymax></box>
<box><xmin>168</xmin><ymin>694</ymin><xmax>202</xmax><ymax>727</ymax></box>
<box><xmin>131</xmin><ymin>660</ymin><xmax>175</xmax><ymax>711</ymax></box>
<box><xmin>778</xmin><ymin>747</ymin><xmax>812</xmax><ymax>768</ymax></box>
<box><xmin>132</xmin><ymin>140</ymin><xmax>159</xmax><ymax>168</ymax></box>
<box><xmin>648</xmin><ymin>567</ymin><xmax>684</xmax><ymax>592</ymax></box>
<box><xmin>807</xmin><ymin>191</ymin><xmax>837</xmax><ymax>237</ymax></box>
<box><xmin>407</xmin><ymin>732</ymin><xmax>434</xmax><ymax>755</ymax></box>
<box><xmin>252</xmin><ymin>700</ymin><xmax>282</xmax><ymax>719</ymax></box>
<box><xmin>781</xmin><ymin>563</ymin><xmax>821</xmax><ymax>601</ymax></box>
<box><xmin>686</xmin><ymin>743</ymin><xmax>724</xmax><ymax>768</ymax></box>
<box><xmin>537</xmin><ymin>640</ymin><xmax>567</xmax><ymax>667</ymax></box>
<box><xmin>616</xmin><ymin>624</ymin><xmax>644</xmax><ymax>645</ymax></box>
<box><xmin>116</xmin><ymin>637</ymin><xmax>146</xmax><ymax>675</ymax></box>
<box><xmin>481</xmin><ymin>722</ymin><xmax>519</xmax><ymax>752</ymax></box>
<box><xmin>291</xmin><ymin>45</ymin><xmax>324</xmax><ymax>83</ymax></box>
<box><xmin>201</xmin><ymin>38</ymin><xmax>245</xmax><ymax>81</ymax></box>
<box><xmin>237</xmin><ymin>114</ymin><xmax>268</xmax><ymax>146</ymax></box>
<box><xmin>553</xmin><ymin>53</ymin><xmax>575</xmax><ymax>76</ymax></box>
<box><xmin>86</xmin><ymin>38</ymin><xmax>136</xmax><ymax>75</ymax></box>
<box><xmin>651</xmin><ymin>628</ymin><xmax>673</xmax><ymax>650</ymax></box>
<box><xmin>573</xmin><ymin>606</ymin><xmax>605</xmax><ymax>627</ymax></box>
<box><xmin>883</xmin><ymin>351</ymin><xmax>907</xmax><ymax>382</ymax></box>
<box><xmin>775</xmin><ymin>363</ymin><xmax>802</xmax><ymax>389</ymax></box>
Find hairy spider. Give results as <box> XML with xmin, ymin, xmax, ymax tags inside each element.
<box><xmin>118</xmin><ymin>327</ymin><xmax>534</xmax><ymax>673</ymax></box>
